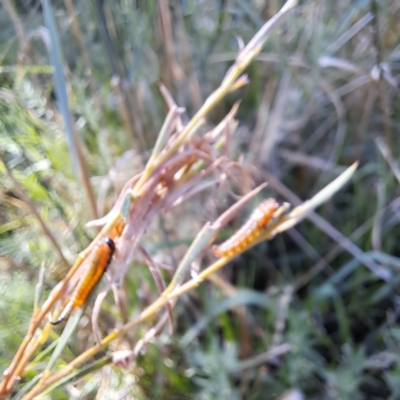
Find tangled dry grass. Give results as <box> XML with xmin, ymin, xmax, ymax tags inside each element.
<box><xmin>1</xmin><ymin>0</ymin><xmax>400</xmax><ymax>399</ymax></box>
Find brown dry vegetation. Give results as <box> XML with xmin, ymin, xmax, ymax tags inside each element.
<box><xmin>0</xmin><ymin>0</ymin><xmax>400</xmax><ymax>399</ymax></box>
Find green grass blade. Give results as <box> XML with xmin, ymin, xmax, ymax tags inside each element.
<box><xmin>42</xmin><ymin>0</ymin><xmax>78</xmax><ymax>177</ymax></box>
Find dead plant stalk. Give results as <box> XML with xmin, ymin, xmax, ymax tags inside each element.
<box><xmin>1</xmin><ymin>1</ymin><xmax>300</xmax><ymax>398</ymax></box>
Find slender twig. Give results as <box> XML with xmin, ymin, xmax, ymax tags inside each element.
<box><xmin>133</xmin><ymin>0</ymin><xmax>298</xmax><ymax>195</ymax></box>
<box><xmin>0</xmin><ymin>153</ymin><xmax>69</xmax><ymax>268</ymax></box>
<box><xmin>370</xmin><ymin>0</ymin><xmax>391</xmax><ymax>144</ymax></box>
<box><xmin>19</xmin><ymin>163</ymin><xmax>356</xmax><ymax>400</ymax></box>
<box><xmin>2</xmin><ymin>3</ymin><xmax>300</xmax><ymax>397</ymax></box>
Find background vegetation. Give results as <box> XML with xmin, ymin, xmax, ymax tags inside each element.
<box><xmin>0</xmin><ymin>0</ymin><xmax>400</xmax><ymax>399</ymax></box>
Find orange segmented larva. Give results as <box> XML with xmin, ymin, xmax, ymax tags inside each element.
<box><xmin>212</xmin><ymin>199</ymin><xmax>279</xmax><ymax>258</ymax></box>
<box><xmin>51</xmin><ymin>237</ymin><xmax>115</xmax><ymax>325</ymax></box>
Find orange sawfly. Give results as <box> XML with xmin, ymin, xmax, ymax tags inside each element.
<box><xmin>212</xmin><ymin>198</ymin><xmax>279</xmax><ymax>258</ymax></box>
<box><xmin>51</xmin><ymin>237</ymin><xmax>115</xmax><ymax>325</ymax></box>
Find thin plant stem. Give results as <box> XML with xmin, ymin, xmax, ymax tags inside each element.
<box><xmin>18</xmin><ymin>160</ymin><xmax>357</xmax><ymax>400</ymax></box>
<box><xmin>0</xmin><ymin>153</ymin><xmax>69</xmax><ymax>268</ymax></box>
<box><xmin>1</xmin><ymin>2</ymin><xmax>298</xmax><ymax>396</ymax></box>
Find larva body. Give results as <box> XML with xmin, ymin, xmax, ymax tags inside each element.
<box><xmin>51</xmin><ymin>237</ymin><xmax>115</xmax><ymax>325</ymax></box>
<box><xmin>212</xmin><ymin>199</ymin><xmax>279</xmax><ymax>258</ymax></box>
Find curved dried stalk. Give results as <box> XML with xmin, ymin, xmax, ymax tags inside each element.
<box><xmin>0</xmin><ymin>2</ymin><xmax>299</xmax><ymax>398</ymax></box>
<box><xmin>18</xmin><ymin>162</ymin><xmax>356</xmax><ymax>400</ymax></box>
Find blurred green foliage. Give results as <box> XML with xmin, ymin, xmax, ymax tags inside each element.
<box><xmin>1</xmin><ymin>0</ymin><xmax>400</xmax><ymax>399</ymax></box>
